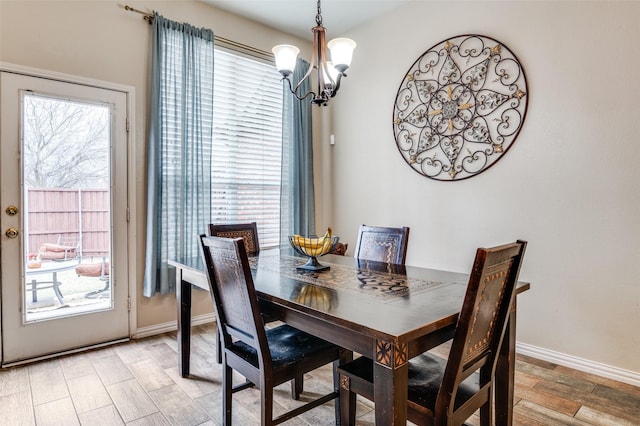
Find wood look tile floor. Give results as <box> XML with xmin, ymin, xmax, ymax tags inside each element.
<box><xmin>1</xmin><ymin>322</ymin><xmax>639</xmax><ymax>425</ymax></box>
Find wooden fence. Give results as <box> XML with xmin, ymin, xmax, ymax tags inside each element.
<box><xmin>26</xmin><ymin>188</ymin><xmax>109</xmax><ymax>258</ymax></box>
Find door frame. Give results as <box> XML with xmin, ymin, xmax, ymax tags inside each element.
<box><xmin>0</xmin><ymin>62</ymin><xmax>137</xmax><ymax>361</ymax></box>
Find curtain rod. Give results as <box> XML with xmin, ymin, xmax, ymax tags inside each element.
<box><xmin>124</xmin><ymin>5</ymin><xmax>154</xmax><ymax>24</ymax></box>
<box><xmin>123</xmin><ymin>5</ymin><xmax>273</xmax><ymax>61</ymax></box>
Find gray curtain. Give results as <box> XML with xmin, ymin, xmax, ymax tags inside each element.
<box><xmin>280</xmin><ymin>59</ymin><xmax>315</xmax><ymax>245</ymax></box>
<box><xmin>143</xmin><ymin>12</ymin><xmax>214</xmax><ymax>296</ymax></box>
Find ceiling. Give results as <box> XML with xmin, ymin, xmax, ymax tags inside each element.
<box><xmin>200</xmin><ymin>0</ymin><xmax>411</xmax><ymax>39</ymax></box>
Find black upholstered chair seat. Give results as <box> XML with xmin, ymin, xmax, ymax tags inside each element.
<box><xmin>408</xmin><ymin>355</ymin><xmax>479</xmax><ymax>410</ymax></box>
<box><xmin>339</xmin><ymin>354</ymin><xmax>479</xmax><ymax>412</ymax></box>
<box><xmin>230</xmin><ymin>324</ymin><xmax>339</xmax><ymax>370</ymax></box>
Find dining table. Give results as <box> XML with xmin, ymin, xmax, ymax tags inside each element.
<box><xmin>169</xmin><ymin>249</ymin><xmax>529</xmax><ymax>425</ymax></box>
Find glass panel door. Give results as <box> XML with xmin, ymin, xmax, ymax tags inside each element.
<box><xmin>23</xmin><ymin>93</ymin><xmax>112</xmax><ymax>321</ymax></box>
<box><xmin>1</xmin><ymin>71</ymin><xmax>129</xmax><ymax>364</ymax></box>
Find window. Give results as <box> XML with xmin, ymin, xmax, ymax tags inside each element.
<box><xmin>212</xmin><ymin>47</ymin><xmax>283</xmax><ymax>248</ymax></box>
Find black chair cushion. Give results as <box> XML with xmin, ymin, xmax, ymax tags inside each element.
<box><xmin>230</xmin><ymin>324</ymin><xmax>337</xmax><ymax>370</ymax></box>
<box><xmin>339</xmin><ymin>353</ymin><xmax>479</xmax><ymax>411</ymax></box>
<box><xmin>407</xmin><ymin>353</ymin><xmax>479</xmax><ymax>410</ymax></box>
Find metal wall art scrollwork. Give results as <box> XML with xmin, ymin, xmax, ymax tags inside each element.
<box><xmin>393</xmin><ymin>35</ymin><xmax>528</xmax><ymax>181</ymax></box>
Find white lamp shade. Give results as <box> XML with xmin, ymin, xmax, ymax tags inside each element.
<box><xmin>327</xmin><ymin>38</ymin><xmax>356</xmax><ymax>68</ymax></box>
<box><xmin>325</xmin><ymin>61</ymin><xmax>340</xmax><ymax>85</ymax></box>
<box><xmin>272</xmin><ymin>45</ymin><xmax>300</xmax><ymax>74</ymax></box>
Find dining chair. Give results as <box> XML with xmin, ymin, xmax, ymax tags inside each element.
<box><xmin>208</xmin><ymin>222</ymin><xmax>260</xmax><ymax>363</ymax></box>
<box><xmin>208</xmin><ymin>222</ymin><xmax>305</xmax><ymax>398</ymax></box>
<box><xmin>39</xmin><ymin>234</ymin><xmax>81</xmax><ymax>261</ymax></box>
<box><xmin>352</xmin><ymin>224</ymin><xmax>410</xmax><ymax>264</ymax></box>
<box><xmin>199</xmin><ymin>235</ymin><xmax>345</xmax><ymax>425</ymax></box>
<box><xmin>208</xmin><ymin>222</ymin><xmax>260</xmax><ymax>254</ymax></box>
<box><xmin>338</xmin><ymin>240</ymin><xmax>527</xmax><ymax>426</ymax></box>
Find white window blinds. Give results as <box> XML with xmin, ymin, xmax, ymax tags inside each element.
<box><xmin>212</xmin><ymin>47</ymin><xmax>283</xmax><ymax>248</ymax></box>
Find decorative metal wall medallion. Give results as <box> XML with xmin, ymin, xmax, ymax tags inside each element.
<box><xmin>393</xmin><ymin>35</ymin><xmax>528</xmax><ymax>180</ymax></box>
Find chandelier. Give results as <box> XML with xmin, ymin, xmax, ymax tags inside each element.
<box><xmin>272</xmin><ymin>0</ymin><xmax>356</xmax><ymax>106</ymax></box>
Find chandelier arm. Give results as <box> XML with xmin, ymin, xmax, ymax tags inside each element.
<box><xmin>283</xmin><ymin>77</ymin><xmax>317</xmax><ymax>102</ymax></box>
<box><xmin>294</xmin><ymin>62</ymin><xmax>316</xmax><ymax>95</ymax></box>
<box><xmin>329</xmin><ymin>73</ymin><xmax>342</xmax><ymax>98</ymax></box>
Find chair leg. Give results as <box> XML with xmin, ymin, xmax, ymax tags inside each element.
<box><xmin>291</xmin><ymin>374</ymin><xmax>304</xmax><ymax>400</ymax></box>
<box><xmin>216</xmin><ymin>330</ymin><xmax>223</xmax><ymax>364</ymax></box>
<box><xmin>261</xmin><ymin>382</ymin><xmax>274</xmax><ymax>426</ymax></box>
<box><xmin>52</xmin><ymin>281</ymin><xmax>65</xmax><ymax>304</ymax></box>
<box><xmin>336</xmin><ymin>350</ymin><xmax>355</xmax><ymax>426</ymax></box>
<box><xmin>339</xmin><ymin>386</ymin><xmax>356</xmax><ymax>426</ymax></box>
<box><xmin>479</xmin><ymin>400</ymin><xmax>491</xmax><ymax>426</ymax></box>
<box><xmin>85</xmin><ymin>280</ymin><xmax>110</xmax><ymax>299</ymax></box>
<box><xmin>223</xmin><ymin>363</ymin><xmax>233</xmax><ymax>426</ymax></box>
<box><xmin>480</xmin><ymin>370</ymin><xmax>493</xmax><ymax>426</ymax></box>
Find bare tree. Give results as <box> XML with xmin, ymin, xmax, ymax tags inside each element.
<box><xmin>22</xmin><ymin>95</ymin><xmax>110</xmax><ymax>189</ymax></box>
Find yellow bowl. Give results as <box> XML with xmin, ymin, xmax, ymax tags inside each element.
<box><xmin>288</xmin><ymin>235</ymin><xmax>339</xmax><ymax>258</ymax></box>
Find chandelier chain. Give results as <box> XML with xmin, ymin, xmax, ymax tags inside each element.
<box><xmin>316</xmin><ymin>0</ymin><xmax>323</xmax><ymax>26</ymax></box>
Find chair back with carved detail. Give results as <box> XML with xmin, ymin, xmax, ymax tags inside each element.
<box><xmin>337</xmin><ymin>240</ymin><xmax>527</xmax><ymax>426</ymax></box>
<box><xmin>353</xmin><ymin>225</ymin><xmax>409</xmax><ymax>265</ymax></box>
<box><xmin>208</xmin><ymin>223</ymin><xmax>269</xmax><ymax>368</ymax></box>
<box><xmin>199</xmin><ymin>235</ymin><xmax>343</xmax><ymax>425</ymax></box>
<box><xmin>208</xmin><ymin>222</ymin><xmax>260</xmax><ymax>255</ymax></box>
<box><xmin>200</xmin><ymin>235</ymin><xmax>266</xmax><ymax>361</ymax></box>
<box><xmin>434</xmin><ymin>239</ymin><xmax>527</xmax><ymax>424</ymax></box>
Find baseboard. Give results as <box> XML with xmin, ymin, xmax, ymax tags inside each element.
<box><xmin>517</xmin><ymin>342</ymin><xmax>640</xmax><ymax>388</ymax></box>
<box><xmin>132</xmin><ymin>313</ymin><xmax>216</xmax><ymax>339</ymax></box>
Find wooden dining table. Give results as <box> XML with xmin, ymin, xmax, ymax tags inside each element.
<box><xmin>170</xmin><ymin>249</ymin><xmax>529</xmax><ymax>425</ymax></box>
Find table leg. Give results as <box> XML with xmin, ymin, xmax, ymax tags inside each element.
<box><xmin>177</xmin><ymin>268</ymin><xmax>192</xmax><ymax>377</ymax></box>
<box><xmin>51</xmin><ymin>271</ymin><xmax>65</xmax><ymax>304</ymax></box>
<box><xmin>373</xmin><ymin>340</ymin><xmax>408</xmax><ymax>425</ymax></box>
<box><xmin>495</xmin><ymin>299</ymin><xmax>517</xmax><ymax>425</ymax></box>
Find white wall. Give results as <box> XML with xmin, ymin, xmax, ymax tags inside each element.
<box><xmin>327</xmin><ymin>1</ymin><xmax>640</xmax><ymax>374</ymax></box>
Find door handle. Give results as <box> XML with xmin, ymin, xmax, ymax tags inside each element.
<box><xmin>5</xmin><ymin>227</ymin><xmax>19</xmax><ymax>238</ymax></box>
<box><xmin>5</xmin><ymin>205</ymin><xmax>18</xmax><ymax>216</ymax></box>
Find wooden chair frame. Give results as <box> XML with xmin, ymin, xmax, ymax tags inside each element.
<box><xmin>200</xmin><ymin>235</ymin><xmax>345</xmax><ymax>425</ymax></box>
<box><xmin>208</xmin><ymin>222</ymin><xmax>260</xmax><ymax>364</ymax></box>
<box><xmin>208</xmin><ymin>222</ymin><xmax>260</xmax><ymax>254</ymax></box>
<box><xmin>353</xmin><ymin>224</ymin><xmax>410</xmax><ymax>265</ymax></box>
<box><xmin>339</xmin><ymin>240</ymin><xmax>527</xmax><ymax>426</ymax></box>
